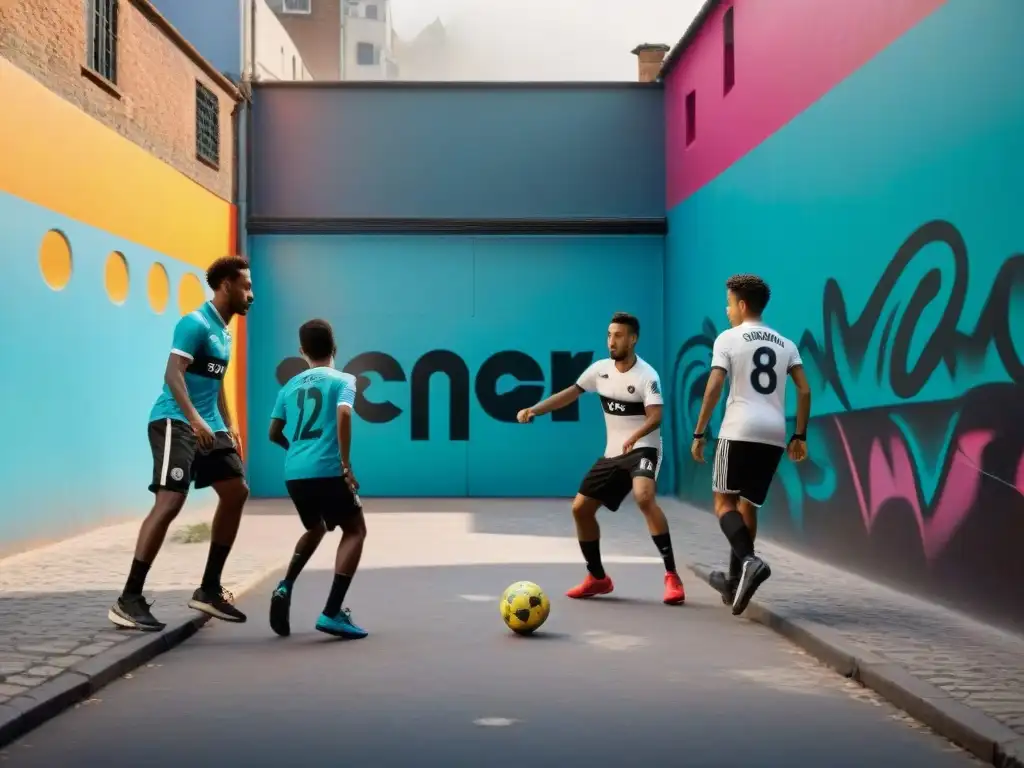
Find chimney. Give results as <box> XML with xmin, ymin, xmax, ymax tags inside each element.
<box><xmin>631</xmin><ymin>43</ymin><xmax>670</xmax><ymax>83</ymax></box>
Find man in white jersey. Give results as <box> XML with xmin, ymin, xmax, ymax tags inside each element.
<box><xmin>691</xmin><ymin>275</ymin><xmax>811</xmax><ymax>616</ymax></box>
<box><xmin>517</xmin><ymin>312</ymin><xmax>686</xmax><ymax>606</ymax></box>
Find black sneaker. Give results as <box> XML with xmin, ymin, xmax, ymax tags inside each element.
<box><xmin>189</xmin><ymin>586</ymin><xmax>247</xmax><ymax>623</ymax></box>
<box><xmin>732</xmin><ymin>555</ymin><xmax>771</xmax><ymax>616</ymax></box>
<box><xmin>269</xmin><ymin>580</ymin><xmax>291</xmax><ymax>637</ymax></box>
<box><xmin>708</xmin><ymin>570</ymin><xmax>737</xmax><ymax>606</ymax></box>
<box><xmin>108</xmin><ymin>594</ymin><xmax>166</xmax><ymax>631</ymax></box>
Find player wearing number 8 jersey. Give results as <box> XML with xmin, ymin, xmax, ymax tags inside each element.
<box><xmin>691</xmin><ymin>275</ymin><xmax>812</xmax><ymax>616</ymax></box>
<box><xmin>267</xmin><ymin>319</ymin><xmax>368</xmax><ymax>640</ymax></box>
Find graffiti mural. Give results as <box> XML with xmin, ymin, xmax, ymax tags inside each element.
<box><xmin>672</xmin><ymin>220</ymin><xmax>1024</xmax><ymax>630</ymax></box>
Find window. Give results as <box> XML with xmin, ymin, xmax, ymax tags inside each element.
<box><xmin>723</xmin><ymin>6</ymin><xmax>735</xmax><ymax>94</ymax></box>
<box><xmin>282</xmin><ymin>0</ymin><xmax>311</xmax><ymax>13</ymax></box>
<box><xmin>88</xmin><ymin>0</ymin><xmax>119</xmax><ymax>83</ymax></box>
<box><xmin>685</xmin><ymin>90</ymin><xmax>696</xmax><ymax>146</ymax></box>
<box><xmin>195</xmin><ymin>82</ymin><xmax>220</xmax><ymax>169</ymax></box>
<box><xmin>366</xmin><ymin>4</ymin><xmax>378</xmax><ymax>19</ymax></box>
<box><xmin>356</xmin><ymin>42</ymin><xmax>376</xmax><ymax>66</ymax></box>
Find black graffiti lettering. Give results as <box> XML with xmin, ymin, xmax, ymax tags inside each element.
<box><xmin>411</xmin><ymin>350</ymin><xmax>471</xmax><ymax>441</ymax></box>
<box><xmin>670</xmin><ymin>220</ymin><xmax>1023</xmax><ymax>491</ymax></box>
<box><xmin>342</xmin><ymin>351</ymin><xmax>405</xmax><ymax>424</ymax></box>
<box><xmin>549</xmin><ymin>351</ymin><xmax>594</xmax><ymax>422</ymax></box>
<box><xmin>279</xmin><ymin>349</ymin><xmax>595</xmax><ymax>440</ymax></box>
<box><xmin>476</xmin><ymin>351</ymin><xmax>544</xmax><ymax>424</ymax></box>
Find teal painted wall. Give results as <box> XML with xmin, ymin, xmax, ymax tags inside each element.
<box><xmin>664</xmin><ymin>0</ymin><xmax>1024</xmax><ymax>630</ymax></box>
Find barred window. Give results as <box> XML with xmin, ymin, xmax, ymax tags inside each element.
<box><xmin>195</xmin><ymin>82</ymin><xmax>220</xmax><ymax>169</ymax></box>
<box><xmin>88</xmin><ymin>0</ymin><xmax>119</xmax><ymax>83</ymax></box>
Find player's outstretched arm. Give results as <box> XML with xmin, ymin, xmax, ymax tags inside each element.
<box><xmin>692</xmin><ymin>369</ymin><xmax>727</xmax><ymax>453</ymax></box>
<box><xmin>787</xmin><ymin>364</ymin><xmax>811</xmax><ymax>462</ymax></box>
<box><xmin>517</xmin><ymin>386</ymin><xmax>583</xmax><ymax>423</ymax></box>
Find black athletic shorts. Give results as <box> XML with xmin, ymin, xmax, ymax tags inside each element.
<box><xmin>712</xmin><ymin>438</ymin><xmax>785</xmax><ymax>508</ymax></box>
<box><xmin>578</xmin><ymin>447</ymin><xmax>660</xmax><ymax>512</ymax></box>
<box><xmin>148</xmin><ymin>418</ymin><xmax>244</xmax><ymax>494</ymax></box>
<box><xmin>285</xmin><ymin>476</ymin><xmax>362</xmax><ymax>532</ymax></box>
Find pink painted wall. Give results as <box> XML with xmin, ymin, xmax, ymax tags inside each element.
<box><xmin>663</xmin><ymin>0</ymin><xmax>947</xmax><ymax>209</ymax></box>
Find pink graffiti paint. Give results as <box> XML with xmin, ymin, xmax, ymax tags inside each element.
<box><xmin>1017</xmin><ymin>454</ymin><xmax>1024</xmax><ymax>496</ymax></box>
<box><xmin>833</xmin><ymin>418</ymin><xmax>994</xmax><ymax>561</ymax></box>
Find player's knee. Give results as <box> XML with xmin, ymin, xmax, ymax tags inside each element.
<box><xmin>713</xmin><ymin>493</ymin><xmax>736</xmax><ymax>516</ymax></box>
<box><xmin>217</xmin><ymin>479</ymin><xmax>249</xmax><ymax>508</ymax></box>
<box><xmin>153</xmin><ymin>493</ymin><xmax>186</xmax><ymax>520</ymax></box>
<box><xmin>342</xmin><ymin>515</ymin><xmax>367</xmax><ymax>540</ymax></box>
<box><xmin>634</xmin><ymin>488</ymin><xmax>657</xmax><ymax>510</ymax></box>
<box><xmin>571</xmin><ymin>495</ymin><xmax>598</xmax><ymax>520</ymax></box>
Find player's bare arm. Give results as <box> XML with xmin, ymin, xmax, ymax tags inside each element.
<box><xmin>788</xmin><ymin>365</ymin><xmax>812</xmax><ymax>462</ymax></box>
<box><xmin>623</xmin><ymin>404</ymin><xmax>662</xmax><ymax>453</ymax></box>
<box><xmin>218</xmin><ymin>388</ymin><xmax>242</xmax><ymax>456</ymax></box>
<box><xmin>516</xmin><ymin>385</ymin><xmax>583</xmax><ymax>423</ymax></box>
<box><xmin>691</xmin><ymin>368</ymin><xmax>727</xmax><ymax>463</ymax></box>
<box><xmin>337</xmin><ymin>403</ymin><xmax>358</xmax><ymax>491</ymax></box>
<box><xmin>268</xmin><ymin>418</ymin><xmax>289</xmax><ymax>450</ymax></box>
<box><xmin>165</xmin><ymin>353</ymin><xmax>214</xmax><ymax>448</ymax></box>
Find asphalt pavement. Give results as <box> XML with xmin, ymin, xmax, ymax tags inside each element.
<box><xmin>0</xmin><ymin>562</ymin><xmax>981</xmax><ymax>767</ymax></box>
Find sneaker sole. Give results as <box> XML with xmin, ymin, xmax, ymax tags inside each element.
<box><xmin>107</xmin><ymin>607</ymin><xmax>164</xmax><ymax>632</ymax></box>
<box><xmin>566</xmin><ymin>584</ymin><xmax>614</xmax><ymax>599</ymax></box>
<box><xmin>315</xmin><ymin>624</ymin><xmax>367</xmax><ymax>639</ymax></box>
<box><xmin>731</xmin><ymin>564</ymin><xmax>771</xmax><ymax>616</ymax></box>
<box><xmin>188</xmin><ymin>599</ymin><xmax>247</xmax><ymax>623</ymax></box>
<box><xmin>269</xmin><ymin>595</ymin><xmax>291</xmax><ymax>637</ymax></box>
<box><xmin>663</xmin><ymin>594</ymin><xmax>686</xmax><ymax>606</ymax></box>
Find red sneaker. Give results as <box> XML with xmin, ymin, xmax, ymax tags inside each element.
<box><xmin>663</xmin><ymin>572</ymin><xmax>686</xmax><ymax>605</ymax></box>
<box><xmin>566</xmin><ymin>573</ymin><xmax>614</xmax><ymax>599</ymax></box>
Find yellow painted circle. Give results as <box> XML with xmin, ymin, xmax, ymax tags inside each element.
<box><xmin>104</xmin><ymin>251</ymin><xmax>130</xmax><ymax>305</ymax></box>
<box><xmin>147</xmin><ymin>262</ymin><xmax>170</xmax><ymax>314</ymax></box>
<box><xmin>39</xmin><ymin>230</ymin><xmax>73</xmax><ymax>290</ymax></box>
<box><xmin>178</xmin><ymin>272</ymin><xmax>206</xmax><ymax>316</ymax></box>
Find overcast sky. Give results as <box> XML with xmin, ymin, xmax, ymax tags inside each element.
<box><xmin>388</xmin><ymin>0</ymin><xmax>706</xmax><ymax>80</ymax></box>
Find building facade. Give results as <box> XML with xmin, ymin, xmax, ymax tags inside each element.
<box><xmin>147</xmin><ymin>0</ymin><xmax>312</xmax><ymax>83</ymax></box>
<box><xmin>269</xmin><ymin>0</ymin><xmax>398</xmax><ymax>80</ymax></box>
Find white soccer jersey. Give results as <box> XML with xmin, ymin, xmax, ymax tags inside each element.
<box><xmin>576</xmin><ymin>356</ymin><xmax>664</xmax><ymax>458</ymax></box>
<box><xmin>712</xmin><ymin>321</ymin><xmax>802</xmax><ymax>448</ymax></box>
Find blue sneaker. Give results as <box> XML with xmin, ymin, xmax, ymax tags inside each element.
<box><xmin>269</xmin><ymin>581</ymin><xmax>291</xmax><ymax>637</ymax></box>
<box><xmin>315</xmin><ymin>608</ymin><xmax>368</xmax><ymax>639</ymax></box>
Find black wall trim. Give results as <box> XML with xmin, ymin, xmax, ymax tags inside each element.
<box><xmin>247</xmin><ymin>217</ymin><xmax>668</xmax><ymax>236</ymax></box>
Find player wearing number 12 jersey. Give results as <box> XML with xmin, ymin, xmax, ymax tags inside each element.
<box><xmin>268</xmin><ymin>319</ymin><xmax>368</xmax><ymax>640</ymax></box>
<box><xmin>691</xmin><ymin>275</ymin><xmax>811</xmax><ymax>616</ymax></box>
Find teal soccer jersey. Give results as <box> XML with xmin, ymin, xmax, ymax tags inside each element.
<box><xmin>272</xmin><ymin>367</ymin><xmax>357</xmax><ymax>481</ymax></box>
<box><xmin>150</xmin><ymin>302</ymin><xmax>231</xmax><ymax>432</ymax></box>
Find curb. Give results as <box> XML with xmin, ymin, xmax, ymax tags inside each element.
<box><xmin>0</xmin><ymin>563</ymin><xmax>285</xmax><ymax>750</ymax></box>
<box><xmin>687</xmin><ymin>564</ymin><xmax>1024</xmax><ymax>768</ymax></box>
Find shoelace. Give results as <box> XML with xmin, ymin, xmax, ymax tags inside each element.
<box><xmin>219</xmin><ymin>588</ymin><xmax>235</xmax><ymax>604</ymax></box>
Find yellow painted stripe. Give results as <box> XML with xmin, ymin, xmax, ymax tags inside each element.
<box><xmin>0</xmin><ymin>58</ymin><xmax>232</xmax><ymax>270</ymax></box>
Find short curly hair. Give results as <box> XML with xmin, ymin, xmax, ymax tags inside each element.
<box><xmin>299</xmin><ymin>319</ymin><xmax>336</xmax><ymax>360</ymax></box>
<box><xmin>726</xmin><ymin>274</ymin><xmax>771</xmax><ymax>315</ymax></box>
<box><xmin>206</xmin><ymin>256</ymin><xmax>250</xmax><ymax>290</ymax></box>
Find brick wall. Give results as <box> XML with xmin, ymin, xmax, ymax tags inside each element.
<box><xmin>0</xmin><ymin>0</ymin><xmax>240</xmax><ymax>201</ymax></box>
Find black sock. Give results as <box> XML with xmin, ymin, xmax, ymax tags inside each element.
<box><xmin>652</xmin><ymin>532</ymin><xmax>676</xmax><ymax>573</ymax></box>
<box><xmin>123</xmin><ymin>558</ymin><xmax>151</xmax><ymax>597</ymax></box>
<box><xmin>719</xmin><ymin>510</ymin><xmax>754</xmax><ymax>562</ymax></box>
<box><xmin>284</xmin><ymin>547</ymin><xmax>315</xmax><ymax>586</ymax></box>
<box><xmin>323</xmin><ymin>573</ymin><xmax>352</xmax><ymax>617</ymax></box>
<box><xmin>579</xmin><ymin>540</ymin><xmax>606</xmax><ymax>580</ymax></box>
<box><xmin>728</xmin><ymin>550</ymin><xmax>742</xmax><ymax>583</ymax></box>
<box><xmin>201</xmin><ymin>542</ymin><xmax>231</xmax><ymax>591</ymax></box>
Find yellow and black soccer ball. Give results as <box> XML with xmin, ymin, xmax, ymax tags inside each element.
<box><xmin>500</xmin><ymin>581</ymin><xmax>551</xmax><ymax>635</ymax></box>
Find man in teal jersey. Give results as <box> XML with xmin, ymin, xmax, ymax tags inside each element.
<box><xmin>108</xmin><ymin>256</ymin><xmax>254</xmax><ymax>632</ymax></box>
<box><xmin>267</xmin><ymin>319</ymin><xmax>368</xmax><ymax>639</ymax></box>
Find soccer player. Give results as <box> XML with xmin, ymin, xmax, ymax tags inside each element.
<box><xmin>109</xmin><ymin>256</ymin><xmax>254</xmax><ymax>631</ymax></box>
<box><xmin>517</xmin><ymin>312</ymin><xmax>686</xmax><ymax>605</ymax></box>
<box><xmin>267</xmin><ymin>319</ymin><xmax>368</xmax><ymax>640</ymax></box>
<box><xmin>691</xmin><ymin>274</ymin><xmax>811</xmax><ymax>616</ymax></box>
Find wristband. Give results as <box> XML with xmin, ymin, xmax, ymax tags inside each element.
<box><xmin>693</xmin><ymin>430</ymin><xmax>707</xmax><ymax>440</ymax></box>
<box><xmin>789</xmin><ymin>434</ymin><xmax>806</xmax><ymax>443</ymax></box>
